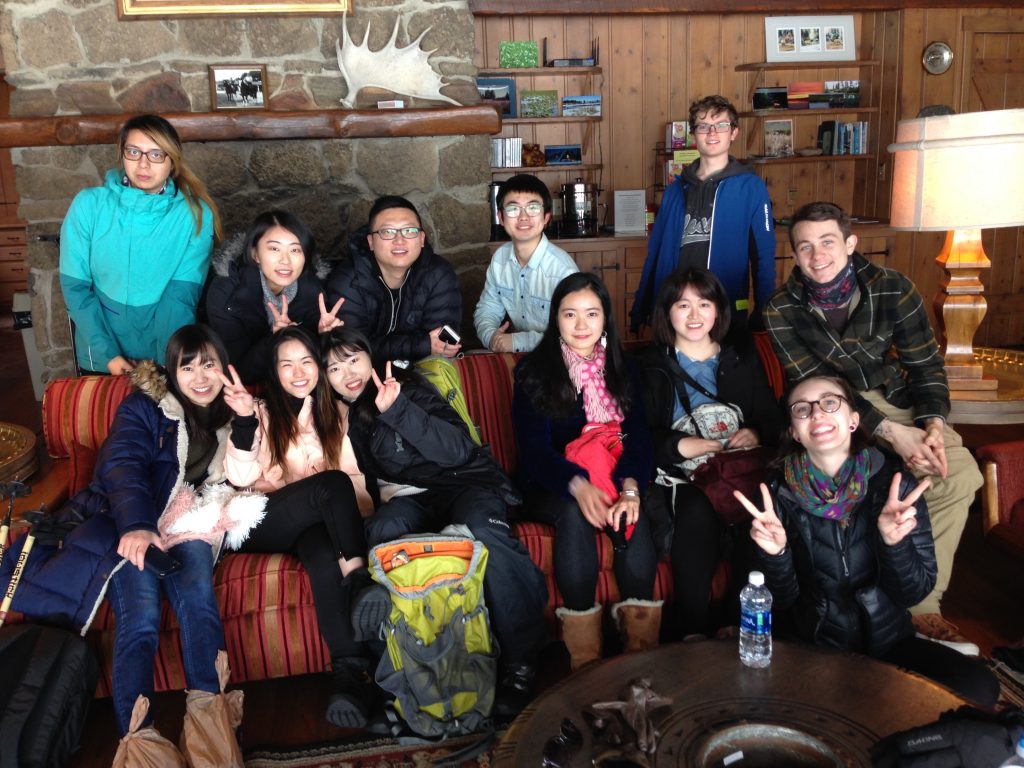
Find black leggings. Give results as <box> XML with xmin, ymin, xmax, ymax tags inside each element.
<box><xmin>239</xmin><ymin>470</ymin><xmax>367</xmax><ymax>661</ymax></box>
<box><xmin>668</xmin><ymin>483</ymin><xmax>721</xmax><ymax>636</ymax></box>
<box><xmin>881</xmin><ymin>634</ymin><xmax>1000</xmax><ymax>708</ymax></box>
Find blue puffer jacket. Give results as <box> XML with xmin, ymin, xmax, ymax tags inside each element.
<box><xmin>0</xmin><ymin>364</ymin><xmax>231</xmax><ymax>633</ymax></box>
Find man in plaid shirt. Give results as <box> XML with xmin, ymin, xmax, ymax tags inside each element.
<box><xmin>765</xmin><ymin>201</ymin><xmax>983</xmax><ymax>656</ymax></box>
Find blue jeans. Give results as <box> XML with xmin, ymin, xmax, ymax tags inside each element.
<box><xmin>107</xmin><ymin>539</ymin><xmax>225</xmax><ymax>736</ymax></box>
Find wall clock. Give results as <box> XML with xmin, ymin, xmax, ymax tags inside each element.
<box><xmin>922</xmin><ymin>41</ymin><xmax>954</xmax><ymax>75</ymax></box>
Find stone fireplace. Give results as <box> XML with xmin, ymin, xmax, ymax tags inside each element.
<box><xmin>1</xmin><ymin>0</ymin><xmax>490</xmax><ymax>383</ymax></box>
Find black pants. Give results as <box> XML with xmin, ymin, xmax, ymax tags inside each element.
<box><xmin>668</xmin><ymin>483</ymin><xmax>721</xmax><ymax>636</ymax></box>
<box><xmin>881</xmin><ymin>634</ymin><xmax>1000</xmax><ymax>709</ymax></box>
<box><xmin>365</xmin><ymin>485</ymin><xmax>549</xmax><ymax>665</ymax></box>
<box><xmin>239</xmin><ymin>470</ymin><xmax>367</xmax><ymax>661</ymax></box>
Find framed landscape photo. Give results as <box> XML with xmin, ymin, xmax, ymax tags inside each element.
<box><xmin>477</xmin><ymin>77</ymin><xmax>517</xmax><ymax>119</ymax></box>
<box><xmin>765</xmin><ymin>16</ymin><xmax>855</xmax><ymax>62</ymax></box>
<box><xmin>520</xmin><ymin>89</ymin><xmax>559</xmax><ymax>118</ymax></box>
<box><xmin>764</xmin><ymin>119</ymin><xmax>794</xmax><ymax>157</ymax></box>
<box><xmin>209</xmin><ymin>64</ymin><xmax>268</xmax><ymax>111</ymax></box>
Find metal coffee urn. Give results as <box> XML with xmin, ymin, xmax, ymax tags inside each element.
<box><xmin>488</xmin><ymin>181</ymin><xmax>506</xmax><ymax>241</ymax></box>
<box><xmin>560</xmin><ymin>178</ymin><xmax>600</xmax><ymax>237</ymax></box>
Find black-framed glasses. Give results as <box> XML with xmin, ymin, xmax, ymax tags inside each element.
<box><xmin>542</xmin><ymin>718</ymin><xmax>583</xmax><ymax>768</ymax></box>
<box><xmin>789</xmin><ymin>394</ymin><xmax>848</xmax><ymax>420</ymax></box>
<box><xmin>693</xmin><ymin>120</ymin><xmax>735</xmax><ymax>134</ymax></box>
<box><xmin>370</xmin><ymin>227</ymin><xmax>423</xmax><ymax>240</ymax></box>
<box><xmin>503</xmin><ymin>202</ymin><xmax>545</xmax><ymax>218</ymax></box>
<box><xmin>123</xmin><ymin>146</ymin><xmax>168</xmax><ymax>164</ymax></box>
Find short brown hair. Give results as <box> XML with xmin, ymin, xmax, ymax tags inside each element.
<box><xmin>650</xmin><ymin>266</ymin><xmax>731</xmax><ymax>347</ymax></box>
<box><xmin>789</xmin><ymin>201</ymin><xmax>852</xmax><ymax>251</ymax></box>
<box><xmin>689</xmin><ymin>95</ymin><xmax>738</xmax><ymax>129</ymax></box>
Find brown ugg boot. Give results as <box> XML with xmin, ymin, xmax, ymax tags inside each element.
<box><xmin>555</xmin><ymin>604</ymin><xmax>603</xmax><ymax>671</ymax></box>
<box><xmin>611</xmin><ymin>599</ymin><xmax>664</xmax><ymax>653</ymax></box>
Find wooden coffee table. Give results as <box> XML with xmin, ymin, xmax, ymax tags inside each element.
<box><xmin>495</xmin><ymin>640</ymin><xmax>967</xmax><ymax>767</ymax></box>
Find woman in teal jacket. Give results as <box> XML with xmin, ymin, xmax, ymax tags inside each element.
<box><xmin>60</xmin><ymin>114</ymin><xmax>223</xmax><ymax>375</ymax></box>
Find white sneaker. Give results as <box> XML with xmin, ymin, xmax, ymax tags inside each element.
<box><xmin>915</xmin><ymin>632</ymin><xmax>981</xmax><ymax>657</ymax></box>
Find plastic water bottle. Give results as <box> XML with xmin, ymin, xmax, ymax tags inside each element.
<box><xmin>999</xmin><ymin>733</ymin><xmax>1024</xmax><ymax>766</ymax></box>
<box><xmin>739</xmin><ymin>570</ymin><xmax>772</xmax><ymax>668</ymax></box>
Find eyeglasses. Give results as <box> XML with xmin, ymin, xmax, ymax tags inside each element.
<box><xmin>789</xmin><ymin>394</ymin><xmax>848</xmax><ymax>420</ymax></box>
<box><xmin>503</xmin><ymin>202</ymin><xmax>545</xmax><ymax>218</ymax></box>
<box><xmin>123</xmin><ymin>146</ymin><xmax>168</xmax><ymax>164</ymax></box>
<box><xmin>370</xmin><ymin>227</ymin><xmax>423</xmax><ymax>240</ymax></box>
<box><xmin>693</xmin><ymin>121</ymin><xmax>735</xmax><ymax>135</ymax></box>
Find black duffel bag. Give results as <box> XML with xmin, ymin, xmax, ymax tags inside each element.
<box><xmin>872</xmin><ymin>705</ymin><xmax>1024</xmax><ymax>767</ymax></box>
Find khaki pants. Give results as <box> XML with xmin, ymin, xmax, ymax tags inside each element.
<box><xmin>862</xmin><ymin>390</ymin><xmax>982</xmax><ymax>615</ymax></box>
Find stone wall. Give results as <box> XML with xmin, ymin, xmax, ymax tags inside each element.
<box><xmin>1</xmin><ymin>0</ymin><xmax>490</xmax><ymax>381</ymax></box>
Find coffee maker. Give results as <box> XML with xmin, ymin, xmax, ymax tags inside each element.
<box><xmin>559</xmin><ymin>178</ymin><xmax>602</xmax><ymax>237</ymax></box>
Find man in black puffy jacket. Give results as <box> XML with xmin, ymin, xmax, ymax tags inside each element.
<box><xmin>327</xmin><ymin>196</ymin><xmax>462</xmax><ymax>365</ymax></box>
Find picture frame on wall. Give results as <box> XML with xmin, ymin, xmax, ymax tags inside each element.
<box><xmin>209</xmin><ymin>64</ymin><xmax>268</xmax><ymax>111</ymax></box>
<box><xmin>765</xmin><ymin>16</ymin><xmax>856</xmax><ymax>63</ymax></box>
<box><xmin>477</xmin><ymin>77</ymin><xmax>517</xmax><ymax>119</ymax></box>
<box><xmin>764</xmin><ymin>119</ymin><xmax>794</xmax><ymax>157</ymax></box>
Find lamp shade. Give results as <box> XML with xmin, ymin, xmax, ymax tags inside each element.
<box><xmin>888</xmin><ymin>108</ymin><xmax>1024</xmax><ymax>231</ymax></box>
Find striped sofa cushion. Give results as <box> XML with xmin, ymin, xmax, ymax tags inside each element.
<box><xmin>42</xmin><ymin>375</ymin><xmax>133</xmax><ymax>459</ymax></box>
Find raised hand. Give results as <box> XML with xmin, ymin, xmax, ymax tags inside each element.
<box><xmin>370</xmin><ymin>360</ymin><xmax>401</xmax><ymax>413</ymax></box>
<box><xmin>735</xmin><ymin>483</ymin><xmax>788</xmax><ymax>556</ymax></box>
<box><xmin>268</xmin><ymin>295</ymin><xmax>295</xmax><ymax>333</ymax></box>
<box><xmin>216</xmin><ymin>364</ymin><xmax>255</xmax><ymax>418</ymax></box>
<box><xmin>318</xmin><ymin>293</ymin><xmax>345</xmax><ymax>333</ymax></box>
<box><xmin>877</xmin><ymin>473</ymin><xmax>929</xmax><ymax>546</ymax></box>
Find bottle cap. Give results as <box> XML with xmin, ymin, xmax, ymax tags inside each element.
<box><xmin>748</xmin><ymin>571</ymin><xmax>765</xmax><ymax>587</ymax></box>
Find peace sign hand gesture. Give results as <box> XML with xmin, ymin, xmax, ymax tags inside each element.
<box><xmin>216</xmin><ymin>364</ymin><xmax>255</xmax><ymax>418</ymax></box>
<box><xmin>371</xmin><ymin>361</ymin><xmax>401</xmax><ymax>413</ymax></box>
<box><xmin>877</xmin><ymin>473</ymin><xmax>929</xmax><ymax>546</ymax></box>
<box><xmin>735</xmin><ymin>483</ymin><xmax>788</xmax><ymax>556</ymax></box>
<box><xmin>318</xmin><ymin>293</ymin><xmax>345</xmax><ymax>333</ymax></box>
<box><xmin>268</xmin><ymin>295</ymin><xmax>295</xmax><ymax>333</ymax></box>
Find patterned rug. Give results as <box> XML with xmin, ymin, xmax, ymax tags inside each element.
<box><xmin>244</xmin><ymin>730</ymin><xmax>501</xmax><ymax>768</ymax></box>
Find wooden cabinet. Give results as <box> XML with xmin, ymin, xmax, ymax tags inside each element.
<box><xmin>478</xmin><ymin>66</ymin><xmax>603</xmax><ymax>181</ymax></box>
<box><xmin>0</xmin><ymin>225</ymin><xmax>28</xmax><ymax>307</ymax></box>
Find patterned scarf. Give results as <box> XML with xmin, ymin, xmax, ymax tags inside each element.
<box><xmin>261</xmin><ymin>271</ymin><xmax>300</xmax><ymax>326</ymax></box>
<box><xmin>783</xmin><ymin>448</ymin><xmax>871</xmax><ymax>526</ymax></box>
<box><xmin>804</xmin><ymin>259</ymin><xmax>856</xmax><ymax>310</ymax></box>
<box><xmin>561</xmin><ymin>340</ymin><xmax>623</xmax><ymax>424</ymax></box>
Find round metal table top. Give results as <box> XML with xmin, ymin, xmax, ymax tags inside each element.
<box><xmin>494</xmin><ymin>640</ymin><xmax>967</xmax><ymax>767</ymax></box>
<box><xmin>0</xmin><ymin>421</ymin><xmax>37</xmax><ymax>482</ymax></box>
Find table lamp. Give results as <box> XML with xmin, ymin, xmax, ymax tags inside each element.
<box><xmin>888</xmin><ymin>108</ymin><xmax>1024</xmax><ymax>392</ymax></box>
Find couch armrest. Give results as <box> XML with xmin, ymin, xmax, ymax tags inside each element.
<box><xmin>976</xmin><ymin>440</ymin><xmax>1024</xmax><ymax>535</ymax></box>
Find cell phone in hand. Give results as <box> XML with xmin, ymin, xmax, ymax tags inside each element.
<box><xmin>438</xmin><ymin>325</ymin><xmax>461</xmax><ymax>345</ymax></box>
<box><xmin>144</xmin><ymin>545</ymin><xmax>182</xmax><ymax>578</ymax></box>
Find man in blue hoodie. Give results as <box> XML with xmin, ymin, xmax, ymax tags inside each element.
<box><xmin>631</xmin><ymin>95</ymin><xmax>775</xmax><ymax>332</ymax></box>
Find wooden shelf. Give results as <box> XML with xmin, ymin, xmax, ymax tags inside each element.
<box><xmin>504</xmin><ymin>116</ymin><xmax>601</xmax><ymax>126</ymax></box>
<box><xmin>490</xmin><ymin>163</ymin><xmax>601</xmax><ymax>174</ymax></box>
<box><xmin>735</xmin><ymin>60</ymin><xmax>880</xmax><ymax>72</ymax></box>
<box><xmin>747</xmin><ymin>153</ymin><xmax>875</xmax><ymax>165</ymax></box>
<box><xmin>478</xmin><ymin>66</ymin><xmax>602</xmax><ymax>76</ymax></box>
<box><xmin>739</xmin><ymin>107</ymin><xmax>879</xmax><ymax>118</ymax></box>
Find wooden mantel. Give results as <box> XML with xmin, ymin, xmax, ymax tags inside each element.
<box><xmin>0</xmin><ymin>106</ymin><xmax>501</xmax><ymax>149</ymax></box>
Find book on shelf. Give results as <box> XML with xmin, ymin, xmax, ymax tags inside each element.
<box><xmin>561</xmin><ymin>94</ymin><xmax>601</xmax><ymax>117</ymax></box>
<box><xmin>816</xmin><ymin>120</ymin><xmax>869</xmax><ymax>155</ymax></box>
<box><xmin>665</xmin><ymin>121</ymin><xmax>691</xmax><ymax>149</ymax></box>
<box><xmin>824</xmin><ymin>80</ymin><xmax>860</xmax><ymax>108</ymax></box>
<box><xmin>520</xmin><ymin>89</ymin><xmax>559</xmax><ymax>118</ymax></box>
<box><xmin>498</xmin><ymin>40</ymin><xmax>539</xmax><ymax>68</ymax></box>
<box><xmin>786</xmin><ymin>81</ymin><xmax>824</xmax><ymax>110</ymax></box>
<box><xmin>490</xmin><ymin>137</ymin><xmax>523</xmax><ymax>168</ymax></box>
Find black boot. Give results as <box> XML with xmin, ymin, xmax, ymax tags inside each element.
<box><xmin>326</xmin><ymin>657</ymin><xmax>376</xmax><ymax>729</ymax></box>
<box><xmin>347</xmin><ymin>567</ymin><xmax>390</xmax><ymax>643</ymax></box>
<box><xmin>493</xmin><ymin>662</ymin><xmax>536</xmax><ymax>720</ymax></box>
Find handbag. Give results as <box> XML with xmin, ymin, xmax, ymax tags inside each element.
<box><xmin>661</xmin><ymin>350</ymin><xmax>768</xmax><ymax>526</ymax></box>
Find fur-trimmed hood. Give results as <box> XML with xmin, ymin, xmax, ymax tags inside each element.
<box><xmin>212</xmin><ymin>230</ymin><xmax>331</xmax><ymax>281</ymax></box>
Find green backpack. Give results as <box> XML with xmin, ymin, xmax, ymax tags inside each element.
<box><xmin>368</xmin><ymin>531</ymin><xmax>497</xmax><ymax>739</ymax></box>
<box><xmin>413</xmin><ymin>355</ymin><xmax>482</xmax><ymax>446</ymax></box>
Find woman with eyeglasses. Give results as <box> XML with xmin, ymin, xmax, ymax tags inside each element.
<box><xmin>205</xmin><ymin>210</ymin><xmax>342</xmax><ymax>386</ymax></box>
<box><xmin>60</xmin><ymin>114</ymin><xmax>223</xmax><ymax>376</ymax></box>
<box><xmin>473</xmin><ymin>174</ymin><xmax>578</xmax><ymax>353</ymax></box>
<box><xmin>326</xmin><ymin>195</ymin><xmax>461</xmax><ymax>364</ymax></box>
<box><xmin>735</xmin><ymin>375</ymin><xmax>998</xmax><ymax>707</ymax></box>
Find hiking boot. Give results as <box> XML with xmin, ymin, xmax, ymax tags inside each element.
<box><xmin>348</xmin><ymin>568</ymin><xmax>390</xmax><ymax>642</ymax></box>
<box><xmin>493</xmin><ymin>662</ymin><xmax>536</xmax><ymax>720</ymax></box>
<box><xmin>912</xmin><ymin>613</ymin><xmax>980</xmax><ymax>656</ymax></box>
<box><xmin>326</xmin><ymin>659</ymin><xmax>376</xmax><ymax>729</ymax></box>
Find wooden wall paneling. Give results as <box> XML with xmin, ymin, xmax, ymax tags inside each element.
<box><xmin>643</xmin><ymin>15</ymin><xmax>671</xmax><ymax>198</ymax></box>
<box><xmin>873</xmin><ymin>10</ymin><xmax>902</xmax><ymax>219</ymax></box>
<box><xmin>608</xmin><ymin>15</ymin><xmax>647</xmax><ymax>211</ymax></box>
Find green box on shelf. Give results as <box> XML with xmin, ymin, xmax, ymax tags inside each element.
<box><xmin>499</xmin><ymin>41</ymin><xmax>540</xmax><ymax>68</ymax></box>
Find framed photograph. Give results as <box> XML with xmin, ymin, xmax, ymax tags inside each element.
<box><xmin>209</xmin><ymin>65</ymin><xmax>268</xmax><ymax>111</ymax></box>
<box><xmin>561</xmin><ymin>94</ymin><xmax>601</xmax><ymax>117</ymax></box>
<box><xmin>764</xmin><ymin>119</ymin><xmax>794</xmax><ymax>157</ymax></box>
<box><xmin>118</xmin><ymin>0</ymin><xmax>348</xmax><ymax>19</ymax></box>
<box><xmin>476</xmin><ymin>77</ymin><xmax>517</xmax><ymax>119</ymax></box>
<box><xmin>520</xmin><ymin>89</ymin><xmax>559</xmax><ymax>118</ymax></box>
<box><xmin>544</xmin><ymin>144</ymin><xmax>582</xmax><ymax>165</ymax></box>
<box><xmin>765</xmin><ymin>16</ymin><xmax>856</xmax><ymax>62</ymax></box>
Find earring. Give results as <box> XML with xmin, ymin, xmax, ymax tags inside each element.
<box><xmin>121</xmin><ymin>172</ymin><xmax>130</xmax><ymax>187</ymax></box>
<box><xmin>600</xmin><ymin>331</ymin><xmax>607</xmax><ymax>348</ymax></box>
<box><xmin>850</xmin><ymin>424</ymin><xmax>857</xmax><ymax>432</ymax></box>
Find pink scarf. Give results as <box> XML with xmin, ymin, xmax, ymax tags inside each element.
<box><xmin>561</xmin><ymin>341</ymin><xmax>624</xmax><ymax>424</ymax></box>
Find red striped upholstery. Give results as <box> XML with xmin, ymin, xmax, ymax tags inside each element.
<box><xmin>42</xmin><ymin>375</ymin><xmax>133</xmax><ymax>459</ymax></box>
<box><xmin>455</xmin><ymin>353</ymin><xmax>522</xmax><ymax>474</ymax></box>
<box><xmin>753</xmin><ymin>331</ymin><xmax>786</xmax><ymax>399</ymax></box>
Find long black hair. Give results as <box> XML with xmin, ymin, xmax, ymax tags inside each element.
<box><xmin>163</xmin><ymin>324</ymin><xmax>232</xmax><ymax>437</ymax></box>
<box><xmin>515</xmin><ymin>271</ymin><xmax>632</xmax><ymax>419</ymax></box>
<box><xmin>242</xmin><ymin>210</ymin><xmax>317</xmax><ymax>277</ymax></box>
<box><xmin>262</xmin><ymin>326</ymin><xmax>343</xmax><ymax>470</ymax></box>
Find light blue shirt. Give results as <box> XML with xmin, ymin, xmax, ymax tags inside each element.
<box><xmin>473</xmin><ymin>235</ymin><xmax>579</xmax><ymax>352</ymax></box>
<box><xmin>672</xmin><ymin>350</ymin><xmax>719</xmax><ymax>422</ymax></box>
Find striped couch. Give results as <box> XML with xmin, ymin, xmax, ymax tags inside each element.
<box><xmin>23</xmin><ymin>342</ymin><xmax>785</xmax><ymax>696</ymax></box>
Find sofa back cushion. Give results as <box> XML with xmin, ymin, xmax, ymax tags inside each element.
<box><xmin>42</xmin><ymin>375</ymin><xmax>133</xmax><ymax>460</ymax></box>
<box><xmin>454</xmin><ymin>353</ymin><xmax>521</xmax><ymax>475</ymax></box>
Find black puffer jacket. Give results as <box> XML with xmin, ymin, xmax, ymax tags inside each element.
<box><xmin>345</xmin><ymin>374</ymin><xmax>519</xmax><ymax>507</ymax></box>
<box><xmin>325</xmin><ymin>226</ymin><xmax>461</xmax><ymax>364</ymax></box>
<box><xmin>759</xmin><ymin>447</ymin><xmax>936</xmax><ymax>657</ymax></box>
<box><xmin>203</xmin><ymin>233</ymin><xmax>328</xmax><ymax>385</ymax></box>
